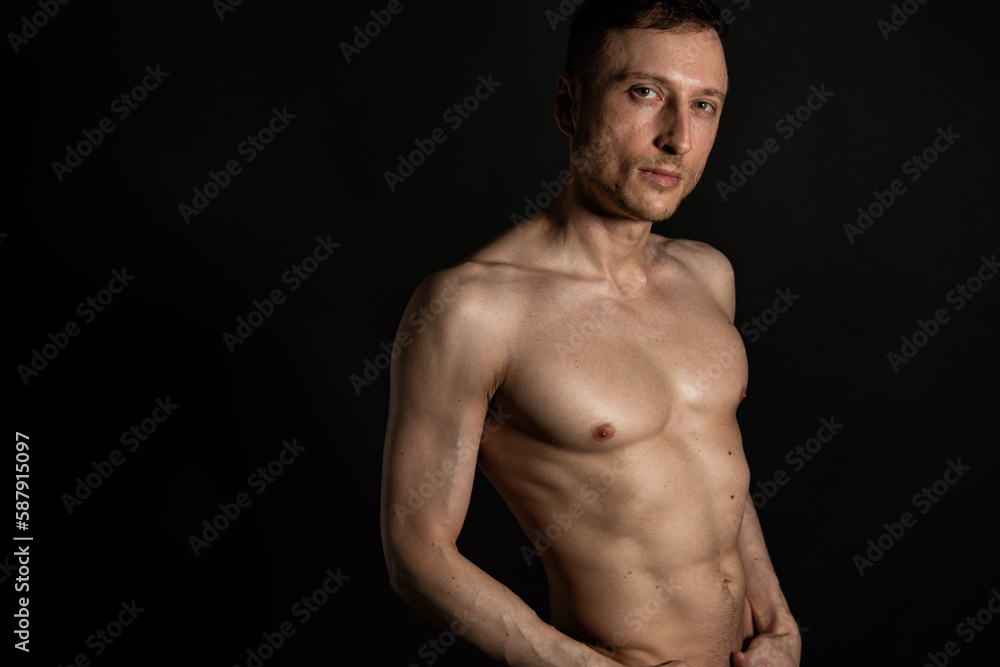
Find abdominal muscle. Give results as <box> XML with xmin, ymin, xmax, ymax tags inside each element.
<box><xmin>547</xmin><ymin>547</ymin><xmax>753</xmax><ymax>666</ymax></box>
<box><xmin>479</xmin><ymin>426</ymin><xmax>754</xmax><ymax>667</ymax></box>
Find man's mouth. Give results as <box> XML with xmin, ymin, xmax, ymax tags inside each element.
<box><xmin>638</xmin><ymin>167</ymin><xmax>682</xmax><ymax>188</ymax></box>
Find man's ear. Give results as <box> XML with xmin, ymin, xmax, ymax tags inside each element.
<box><xmin>553</xmin><ymin>73</ymin><xmax>579</xmax><ymax>138</ymax></box>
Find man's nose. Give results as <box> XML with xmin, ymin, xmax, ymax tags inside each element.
<box><xmin>656</xmin><ymin>103</ymin><xmax>692</xmax><ymax>155</ymax></box>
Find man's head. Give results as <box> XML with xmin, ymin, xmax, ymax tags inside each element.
<box><xmin>555</xmin><ymin>0</ymin><xmax>729</xmax><ymax>223</ymax></box>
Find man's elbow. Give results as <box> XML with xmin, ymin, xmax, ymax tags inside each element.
<box><xmin>384</xmin><ymin>550</ymin><xmax>413</xmax><ymax>599</ymax></box>
<box><xmin>381</xmin><ymin>530</ymin><xmax>409</xmax><ymax>594</ymax></box>
<box><xmin>382</xmin><ymin>536</ymin><xmax>449</xmax><ymax>603</ymax></box>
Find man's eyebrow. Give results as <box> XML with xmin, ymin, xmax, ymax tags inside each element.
<box><xmin>695</xmin><ymin>87</ymin><xmax>727</xmax><ymax>103</ymax></box>
<box><xmin>613</xmin><ymin>70</ymin><xmax>727</xmax><ymax>103</ymax></box>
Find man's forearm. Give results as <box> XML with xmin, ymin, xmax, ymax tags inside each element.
<box><xmin>389</xmin><ymin>544</ymin><xmax>619</xmax><ymax>667</ymax></box>
<box><xmin>737</xmin><ymin>494</ymin><xmax>798</xmax><ymax>635</ymax></box>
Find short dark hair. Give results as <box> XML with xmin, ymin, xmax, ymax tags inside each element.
<box><xmin>566</xmin><ymin>0</ymin><xmax>727</xmax><ymax>88</ymax></box>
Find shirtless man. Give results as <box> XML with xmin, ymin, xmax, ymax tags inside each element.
<box><xmin>380</xmin><ymin>1</ymin><xmax>801</xmax><ymax>665</ymax></box>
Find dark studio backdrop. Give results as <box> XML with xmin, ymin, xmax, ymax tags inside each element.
<box><xmin>7</xmin><ymin>0</ymin><xmax>999</xmax><ymax>665</ymax></box>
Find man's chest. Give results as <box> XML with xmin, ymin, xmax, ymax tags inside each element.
<box><xmin>495</xmin><ymin>285</ymin><xmax>748</xmax><ymax>451</ymax></box>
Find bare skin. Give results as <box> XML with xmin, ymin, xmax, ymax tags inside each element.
<box><xmin>381</xmin><ymin>26</ymin><xmax>800</xmax><ymax>667</ymax></box>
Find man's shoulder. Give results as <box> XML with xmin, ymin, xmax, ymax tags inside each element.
<box><xmin>415</xmin><ymin>257</ymin><xmax>529</xmax><ymax>305</ymax></box>
<box><xmin>406</xmin><ymin>259</ymin><xmax>528</xmax><ymax>339</ymax></box>
<box><xmin>656</xmin><ymin>236</ymin><xmax>734</xmax><ymax>280</ymax></box>
<box><xmin>654</xmin><ymin>236</ymin><xmax>737</xmax><ymax>319</ymax></box>
<box><xmin>421</xmin><ymin>224</ymin><xmax>552</xmax><ymax>300</ymax></box>
<box><xmin>396</xmin><ymin>260</ymin><xmax>525</xmax><ymax>388</ymax></box>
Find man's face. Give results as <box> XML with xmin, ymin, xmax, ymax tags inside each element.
<box><xmin>568</xmin><ymin>26</ymin><xmax>728</xmax><ymax>223</ymax></box>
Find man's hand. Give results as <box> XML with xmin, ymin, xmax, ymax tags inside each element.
<box><xmin>731</xmin><ymin>630</ymin><xmax>800</xmax><ymax>667</ymax></box>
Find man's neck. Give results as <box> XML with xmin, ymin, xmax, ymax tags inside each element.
<box><xmin>541</xmin><ymin>183</ymin><xmax>658</xmax><ymax>291</ymax></box>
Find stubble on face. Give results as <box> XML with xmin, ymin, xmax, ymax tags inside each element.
<box><xmin>571</xmin><ymin>117</ymin><xmax>703</xmax><ymax>223</ymax></box>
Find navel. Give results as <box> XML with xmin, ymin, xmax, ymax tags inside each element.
<box><xmin>591</xmin><ymin>422</ymin><xmax>616</xmax><ymax>441</ymax></box>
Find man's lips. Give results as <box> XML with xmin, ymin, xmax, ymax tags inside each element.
<box><xmin>639</xmin><ymin>167</ymin><xmax>682</xmax><ymax>188</ymax></box>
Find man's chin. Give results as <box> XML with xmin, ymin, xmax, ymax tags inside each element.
<box><xmin>618</xmin><ymin>195</ymin><xmax>682</xmax><ymax>224</ymax></box>
<box><xmin>582</xmin><ymin>177</ymin><xmax>684</xmax><ymax>223</ymax></box>
<box><xmin>622</xmin><ymin>180</ymin><xmax>688</xmax><ymax>222</ymax></box>
<box><xmin>647</xmin><ymin>210</ymin><xmax>680</xmax><ymax>224</ymax></box>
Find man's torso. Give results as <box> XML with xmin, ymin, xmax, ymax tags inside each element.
<box><xmin>464</xmin><ymin>225</ymin><xmax>754</xmax><ymax>666</ymax></box>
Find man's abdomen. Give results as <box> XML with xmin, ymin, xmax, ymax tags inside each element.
<box><xmin>479</xmin><ymin>421</ymin><xmax>752</xmax><ymax>666</ymax></box>
<box><xmin>546</xmin><ymin>549</ymin><xmax>752</xmax><ymax>666</ymax></box>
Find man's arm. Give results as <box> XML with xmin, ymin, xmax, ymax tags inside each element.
<box><xmin>733</xmin><ymin>496</ymin><xmax>801</xmax><ymax>666</ymax></box>
<box><xmin>380</xmin><ymin>268</ymin><xmax>620</xmax><ymax>667</ymax></box>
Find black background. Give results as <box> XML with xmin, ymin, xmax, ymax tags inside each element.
<box><xmin>8</xmin><ymin>0</ymin><xmax>999</xmax><ymax>665</ymax></box>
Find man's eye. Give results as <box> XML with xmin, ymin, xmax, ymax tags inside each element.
<box><xmin>694</xmin><ymin>101</ymin><xmax>716</xmax><ymax>112</ymax></box>
<box><xmin>633</xmin><ymin>87</ymin><xmax>657</xmax><ymax>99</ymax></box>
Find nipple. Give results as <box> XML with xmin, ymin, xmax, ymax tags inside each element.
<box><xmin>591</xmin><ymin>422</ymin><xmax>616</xmax><ymax>441</ymax></box>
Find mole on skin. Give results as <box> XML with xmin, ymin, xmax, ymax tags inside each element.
<box><xmin>592</xmin><ymin>422</ymin><xmax>616</xmax><ymax>441</ymax></box>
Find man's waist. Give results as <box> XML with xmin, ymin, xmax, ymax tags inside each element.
<box><xmin>547</xmin><ymin>559</ymin><xmax>750</xmax><ymax>660</ymax></box>
<box><xmin>553</xmin><ymin>580</ymin><xmax>751</xmax><ymax>667</ymax></box>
